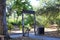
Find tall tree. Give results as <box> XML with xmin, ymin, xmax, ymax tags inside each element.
<box><xmin>6</xmin><ymin>0</ymin><xmax>33</xmax><ymax>25</ymax></box>
<box><xmin>35</xmin><ymin>0</ymin><xmax>60</xmax><ymax>27</ymax></box>
<box><xmin>0</xmin><ymin>0</ymin><xmax>5</xmax><ymax>34</ymax></box>
<box><xmin>0</xmin><ymin>0</ymin><xmax>9</xmax><ymax>39</ymax></box>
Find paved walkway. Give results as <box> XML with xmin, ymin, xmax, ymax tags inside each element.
<box><xmin>10</xmin><ymin>33</ymin><xmax>60</xmax><ymax>40</ymax></box>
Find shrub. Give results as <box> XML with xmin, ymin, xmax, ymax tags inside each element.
<box><xmin>7</xmin><ymin>23</ymin><xmax>14</xmax><ymax>30</ymax></box>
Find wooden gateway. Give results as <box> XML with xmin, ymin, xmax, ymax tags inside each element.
<box><xmin>22</xmin><ymin>9</ymin><xmax>36</xmax><ymax>36</ymax></box>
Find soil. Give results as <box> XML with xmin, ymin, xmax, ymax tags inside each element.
<box><xmin>44</xmin><ymin>30</ymin><xmax>60</xmax><ymax>38</ymax></box>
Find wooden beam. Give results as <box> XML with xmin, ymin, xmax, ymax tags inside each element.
<box><xmin>22</xmin><ymin>10</ymin><xmax>35</xmax><ymax>14</ymax></box>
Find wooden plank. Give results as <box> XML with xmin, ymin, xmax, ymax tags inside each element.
<box><xmin>22</xmin><ymin>10</ymin><xmax>35</xmax><ymax>14</ymax></box>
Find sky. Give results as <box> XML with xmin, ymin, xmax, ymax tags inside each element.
<box><xmin>29</xmin><ymin>0</ymin><xmax>40</xmax><ymax>7</ymax></box>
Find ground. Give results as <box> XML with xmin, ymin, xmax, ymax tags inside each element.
<box><xmin>7</xmin><ymin>27</ymin><xmax>60</xmax><ymax>40</ymax></box>
<box><xmin>45</xmin><ymin>28</ymin><xmax>60</xmax><ymax>38</ymax></box>
<box><xmin>9</xmin><ymin>28</ymin><xmax>60</xmax><ymax>38</ymax></box>
<box><xmin>9</xmin><ymin>37</ymin><xmax>40</xmax><ymax>40</ymax></box>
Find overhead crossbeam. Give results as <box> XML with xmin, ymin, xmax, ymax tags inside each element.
<box><xmin>22</xmin><ymin>10</ymin><xmax>35</xmax><ymax>14</ymax></box>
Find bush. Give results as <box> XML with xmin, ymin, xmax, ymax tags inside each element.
<box><xmin>7</xmin><ymin>23</ymin><xmax>14</xmax><ymax>30</ymax></box>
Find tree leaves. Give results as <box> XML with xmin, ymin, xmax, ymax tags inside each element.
<box><xmin>36</xmin><ymin>0</ymin><xmax>60</xmax><ymax>27</ymax></box>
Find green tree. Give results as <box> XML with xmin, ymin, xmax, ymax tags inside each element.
<box><xmin>35</xmin><ymin>0</ymin><xmax>60</xmax><ymax>27</ymax></box>
<box><xmin>6</xmin><ymin>0</ymin><xmax>34</xmax><ymax>30</ymax></box>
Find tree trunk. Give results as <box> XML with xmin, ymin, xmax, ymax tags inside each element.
<box><xmin>0</xmin><ymin>0</ymin><xmax>8</xmax><ymax>37</ymax></box>
<box><xmin>0</xmin><ymin>0</ymin><xmax>5</xmax><ymax>35</ymax></box>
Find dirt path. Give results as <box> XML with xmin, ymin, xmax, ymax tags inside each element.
<box><xmin>9</xmin><ymin>28</ymin><xmax>60</xmax><ymax>38</ymax></box>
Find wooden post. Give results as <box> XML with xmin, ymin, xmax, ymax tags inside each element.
<box><xmin>22</xmin><ymin>13</ymin><xmax>25</xmax><ymax>36</ymax></box>
<box><xmin>34</xmin><ymin>13</ymin><xmax>36</xmax><ymax>35</ymax></box>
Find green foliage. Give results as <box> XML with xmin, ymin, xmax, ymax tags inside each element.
<box><xmin>7</xmin><ymin>23</ymin><xmax>14</xmax><ymax>30</ymax></box>
<box><xmin>6</xmin><ymin>0</ymin><xmax>60</xmax><ymax>29</ymax></box>
<box><xmin>12</xmin><ymin>0</ymin><xmax>33</xmax><ymax>15</ymax></box>
<box><xmin>36</xmin><ymin>0</ymin><xmax>60</xmax><ymax>27</ymax></box>
<box><xmin>56</xmin><ymin>18</ymin><xmax>60</xmax><ymax>25</ymax></box>
<box><xmin>23</xmin><ymin>14</ymin><xmax>34</xmax><ymax>28</ymax></box>
<box><xmin>6</xmin><ymin>0</ymin><xmax>34</xmax><ymax>30</ymax></box>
